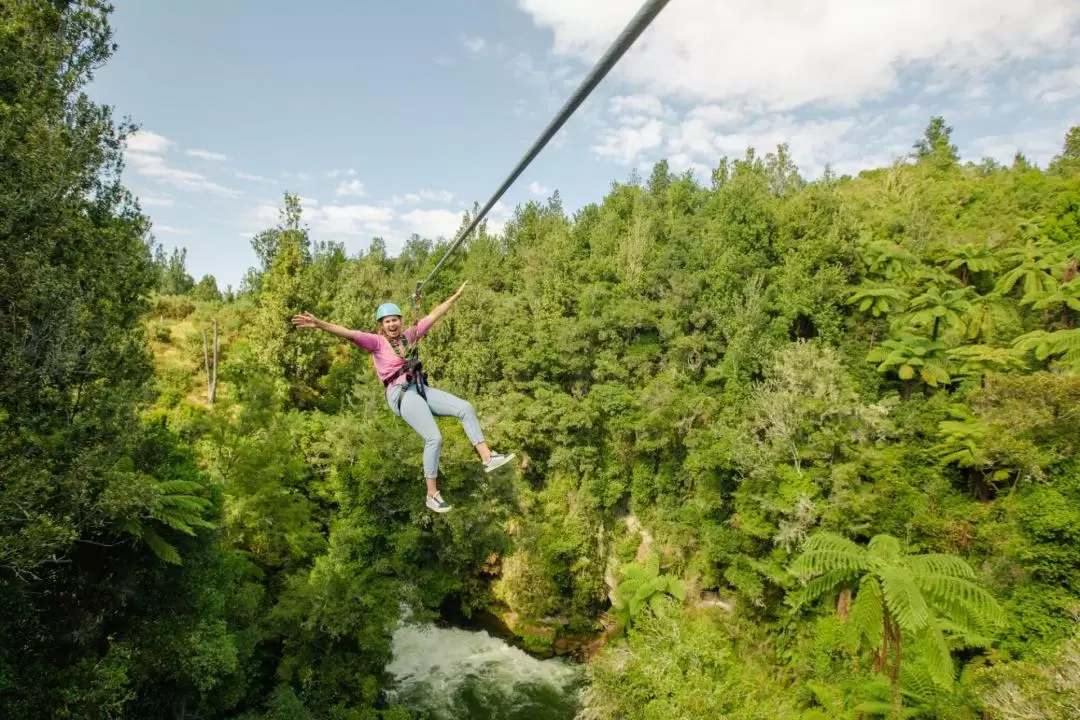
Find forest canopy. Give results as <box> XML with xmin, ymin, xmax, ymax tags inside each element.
<box><xmin>2</xmin><ymin>2</ymin><xmax>1079</xmax><ymax>719</ymax></box>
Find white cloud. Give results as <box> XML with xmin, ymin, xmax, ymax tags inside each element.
<box><xmin>125</xmin><ymin>130</ymin><xmax>173</xmax><ymax>154</ymax></box>
<box><xmin>282</xmin><ymin>171</ymin><xmax>311</xmax><ymax>183</ymax></box>
<box><xmin>970</xmin><ymin>129</ymin><xmax>1065</xmax><ymax>166</ymax></box>
<box><xmin>123</xmin><ymin>129</ymin><xmax>242</xmax><ymax>197</ymax></box>
<box><xmin>327</xmin><ymin>168</ymin><xmax>357</xmax><ymax>178</ymax></box>
<box><xmin>399</xmin><ymin>200</ymin><xmax>512</xmax><ymax>240</ymax></box>
<box><xmin>335</xmin><ymin>179</ymin><xmax>368</xmax><ymax>197</ymax></box>
<box><xmin>390</xmin><ymin>189</ymin><xmax>455</xmax><ymax>205</ymax></box>
<box><xmin>435</xmin><ymin>55</ymin><xmax>452</xmax><ymax>66</ymax></box>
<box><xmin>592</xmin><ymin>118</ymin><xmax>665</xmax><ymax>164</ymax></box>
<box><xmin>400</xmin><ymin>208</ymin><xmax>464</xmax><ymax>239</ymax></box>
<box><xmin>312</xmin><ymin>204</ymin><xmax>395</xmax><ymax>235</ymax></box>
<box><xmin>127</xmin><ymin>151</ymin><xmax>242</xmax><ymax>197</ymax></box>
<box><xmin>139</xmin><ymin>194</ymin><xmax>174</xmax><ymax>207</ymax></box>
<box><xmin>686</xmin><ymin>105</ymin><xmax>743</xmax><ymax>128</ymax></box>
<box><xmin>609</xmin><ymin>94</ymin><xmax>669</xmax><ymax>117</ymax></box>
<box><xmin>518</xmin><ymin>0</ymin><xmax>1080</xmax><ymax>111</ymax></box>
<box><xmin>154</xmin><ymin>224</ymin><xmax>190</xmax><ymax>235</ymax></box>
<box><xmin>529</xmin><ymin>181</ymin><xmax>551</xmax><ymax>195</ymax></box>
<box><xmin>464</xmin><ymin>36</ymin><xmax>486</xmax><ymax>53</ymax></box>
<box><xmin>1029</xmin><ymin>64</ymin><xmax>1080</xmax><ymax>102</ymax></box>
<box><xmin>235</xmin><ymin>171</ymin><xmax>276</xmax><ymax>184</ymax></box>
<box><xmin>521</xmin><ymin>1</ymin><xmax>1080</xmax><ymax>181</ymax></box>
<box><xmin>186</xmin><ymin>148</ymin><xmax>228</xmax><ymax>162</ymax></box>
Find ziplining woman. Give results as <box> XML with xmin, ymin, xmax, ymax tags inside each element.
<box><xmin>291</xmin><ymin>280</ymin><xmax>515</xmax><ymax>513</ymax></box>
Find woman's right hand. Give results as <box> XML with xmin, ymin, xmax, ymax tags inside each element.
<box><xmin>291</xmin><ymin>311</ymin><xmax>320</xmax><ymax>329</ymax></box>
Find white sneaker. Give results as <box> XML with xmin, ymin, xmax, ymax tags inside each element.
<box><xmin>483</xmin><ymin>453</ymin><xmax>516</xmax><ymax>473</ymax></box>
<box><xmin>425</xmin><ymin>492</ymin><xmax>452</xmax><ymax>513</ymax></box>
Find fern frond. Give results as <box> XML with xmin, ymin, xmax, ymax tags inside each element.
<box><xmin>867</xmin><ymin>534</ymin><xmax>903</xmax><ymax>563</ymax></box>
<box><xmin>142</xmin><ymin>528</ymin><xmax>181</xmax><ymax>565</ymax></box>
<box><xmin>156</xmin><ymin>479</ymin><xmax>207</xmax><ymax>495</ymax></box>
<box><xmin>898</xmin><ymin>661</ymin><xmax>940</xmax><ymax>702</ymax></box>
<box><xmin>789</xmin><ymin>532</ymin><xmax>866</xmax><ymax>576</ymax></box>
<box><xmin>933</xmin><ymin>617</ymin><xmax>994</xmax><ymax>648</ymax></box>
<box><xmin>790</xmin><ymin>568</ymin><xmax>860</xmax><ymax>610</ymax></box>
<box><xmin>879</xmin><ymin>567</ymin><xmax>930</xmax><ymax>633</ymax></box>
<box><xmin>848</xmin><ymin>575</ymin><xmax>884</xmax><ymax>647</ymax></box>
<box><xmin>914</xmin><ymin>623</ymin><xmax>955</xmax><ymax>689</ymax></box>
<box><xmin>905</xmin><ymin>553</ymin><xmax>976</xmax><ymax>579</ymax></box>
<box><xmin>916</xmin><ymin>574</ymin><xmax>1004</xmax><ymax>630</ymax></box>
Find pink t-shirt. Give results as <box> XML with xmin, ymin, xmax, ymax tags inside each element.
<box><xmin>351</xmin><ymin>315</ymin><xmax>434</xmax><ymax>389</ymax></box>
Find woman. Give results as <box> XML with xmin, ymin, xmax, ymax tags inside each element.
<box><xmin>291</xmin><ymin>281</ymin><xmax>514</xmax><ymax>513</ymax></box>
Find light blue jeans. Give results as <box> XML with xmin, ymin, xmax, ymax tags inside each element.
<box><xmin>387</xmin><ymin>383</ymin><xmax>485</xmax><ymax>479</ymax></box>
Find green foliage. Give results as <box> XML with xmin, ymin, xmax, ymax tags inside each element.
<box><xmin>3</xmin><ymin>3</ymin><xmax>1079</xmax><ymax>715</ymax></box>
<box><xmin>789</xmin><ymin>532</ymin><xmax>1004</xmax><ymax>716</ymax></box>
<box><xmin>971</xmin><ymin>634</ymin><xmax>1080</xmax><ymax>719</ymax></box>
<box><xmin>611</xmin><ymin>552</ymin><xmax>685</xmax><ymax>628</ymax></box>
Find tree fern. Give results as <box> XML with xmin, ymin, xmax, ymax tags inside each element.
<box><xmin>789</xmin><ymin>532</ymin><xmax>1003</xmax><ymax>717</ymax></box>
<box><xmin>867</xmin><ymin>333</ymin><xmax>951</xmax><ymax>387</ymax></box>
<box><xmin>946</xmin><ymin>344</ymin><xmax>1025</xmax><ymax>378</ymax></box>
<box><xmin>994</xmin><ymin>239</ymin><xmax>1062</xmax><ymax>304</ymax></box>
<box><xmin>1012</xmin><ymin>328</ymin><xmax>1080</xmax><ymax>369</ymax></box>
<box><xmin>788</xmin><ymin>531</ymin><xmax>867</xmax><ymax>576</ymax></box>
<box><xmin>121</xmin><ymin>476</ymin><xmax>215</xmax><ymax>565</ymax></box>
<box><xmin>612</xmin><ymin>552</ymin><xmax>685</xmax><ymax>629</ymax></box>
<box><xmin>847</xmin><ymin>283</ymin><xmax>909</xmax><ymax>317</ymax></box>
<box><xmin>941</xmin><ymin>243</ymin><xmax>1000</xmax><ymax>284</ymax></box>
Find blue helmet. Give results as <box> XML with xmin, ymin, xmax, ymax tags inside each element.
<box><xmin>376</xmin><ymin>302</ymin><xmax>402</xmax><ymax>321</ymax></box>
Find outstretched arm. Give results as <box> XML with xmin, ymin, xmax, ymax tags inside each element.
<box><xmin>291</xmin><ymin>312</ymin><xmax>358</xmax><ymax>340</ymax></box>
<box><xmin>427</xmin><ymin>280</ymin><xmax>469</xmax><ymax>325</ymax></box>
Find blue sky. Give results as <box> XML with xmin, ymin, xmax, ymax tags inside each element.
<box><xmin>88</xmin><ymin>0</ymin><xmax>1080</xmax><ymax>292</ymax></box>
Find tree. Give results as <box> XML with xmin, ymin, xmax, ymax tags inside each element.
<box><xmin>0</xmin><ymin>3</ymin><xmax>224</xmax><ymax>715</ymax></box>
<box><xmin>789</xmin><ymin>533</ymin><xmax>1004</xmax><ymax>718</ymax></box>
<box><xmin>846</xmin><ymin>282</ymin><xmax>909</xmax><ymax>318</ymax></box>
<box><xmin>867</xmin><ymin>333</ymin><xmax>951</xmax><ymax>389</ymax></box>
<box><xmin>994</xmin><ymin>239</ymin><xmax>1064</xmax><ymax>305</ymax></box>
<box><xmin>160</xmin><ymin>246</ymin><xmax>195</xmax><ymax>295</ymax></box>
<box><xmin>913</xmin><ymin>116</ymin><xmax>960</xmax><ymax>166</ymax></box>
<box><xmin>941</xmin><ymin>243</ymin><xmax>1000</xmax><ymax>286</ymax></box>
<box><xmin>899</xmin><ymin>283</ymin><xmax>973</xmax><ymax>341</ymax></box>
<box><xmin>191</xmin><ymin>273</ymin><xmax>223</xmax><ymax>302</ymax></box>
<box><xmin>1049</xmin><ymin>125</ymin><xmax>1080</xmax><ymax>176</ymax></box>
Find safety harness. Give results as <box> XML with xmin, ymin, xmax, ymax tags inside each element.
<box><xmin>382</xmin><ymin>292</ymin><xmax>428</xmax><ymax>412</ymax></box>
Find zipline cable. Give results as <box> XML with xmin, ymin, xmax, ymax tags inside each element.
<box><xmin>412</xmin><ymin>0</ymin><xmax>673</xmax><ymax>301</ymax></box>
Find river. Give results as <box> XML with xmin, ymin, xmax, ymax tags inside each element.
<box><xmin>386</xmin><ymin>621</ymin><xmax>587</xmax><ymax>719</ymax></box>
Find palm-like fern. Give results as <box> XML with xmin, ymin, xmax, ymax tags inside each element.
<box><xmin>789</xmin><ymin>532</ymin><xmax>1003</xmax><ymax>719</ymax></box>
<box><xmin>994</xmin><ymin>239</ymin><xmax>1064</xmax><ymax>304</ymax></box>
<box><xmin>866</xmin><ymin>333</ymin><xmax>951</xmax><ymax>387</ymax></box>
<box><xmin>860</xmin><ymin>239</ymin><xmax>920</xmax><ymax>280</ymax></box>
<box><xmin>121</xmin><ymin>478</ymin><xmax>215</xmax><ymax>565</ymax></box>
<box><xmin>941</xmin><ymin>243</ymin><xmax>1000</xmax><ymax>285</ymax></box>
<box><xmin>612</xmin><ymin>552</ymin><xmax>685</xmax><ymax>629</ymax></box>
<box><xmin>900</xmin><ymin>284</ymin><xmax>973</xmax><ymax>340</ymax></box>
<box><xmin>946</xmin><ymin>344</ymin><xmax>1026</xmax><ymax>379</ymax></box>
<box><xmin>965</xmin><ymin>292</ymin><xmax>1018</xmax><ymax>343</ymax></box>
<box><xmin>1012</xmin><ymin>328</ymin><xmax>1080</xmax><ymax>370</ymax></box>
<box><xmin>847</xmin><ymin>283</ymin><xmax>909</xmax><ymax>318</ymax></box>
<box><xmin>1028</xmin><ymin>277</ymin><xmax>1080</xmax><ymax>328</ymax></box>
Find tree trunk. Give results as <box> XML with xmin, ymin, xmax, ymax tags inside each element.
<box><xmin>202</xmin><ymin>318</ymin><xmax>218</xmax><ymax>403</ymax></box>
<box><xmin>837</xmin><ymin>588</ymin><xmax>852</xmax><ymax>620</ymax></box>
<box><xmin>890</xmin><ymin>619</ymin><xmax>903</xmax><ymax>720</ymax></box>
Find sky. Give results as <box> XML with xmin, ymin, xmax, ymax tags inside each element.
<box><xmin>87</xmin><ymin>0</ymin><xmax>1080</xmax><ymax>292</ymax></box>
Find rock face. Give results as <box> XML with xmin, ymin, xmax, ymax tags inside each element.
<box><xmin>469</xmin><ymin>512</ymin><xmax>734</xmax><ymax>662</ymax></box>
